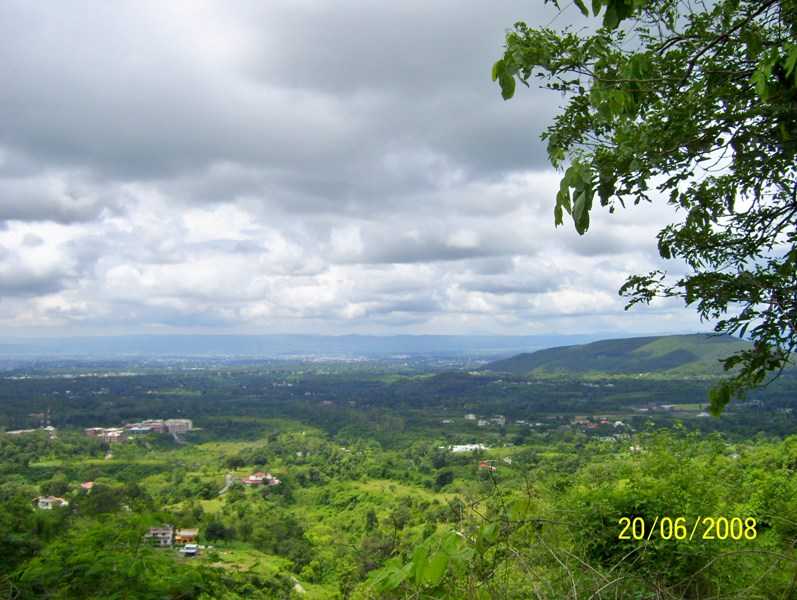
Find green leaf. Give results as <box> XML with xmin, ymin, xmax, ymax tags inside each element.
<box><xmin>574</xmin><ymin>0</ymin><xmax>589</xmax><ymax>17</ymax></box>
<box><xmin>377</xmin><ymin>562</ymin><xmax>413</xmax><ymax>591</ymax></box>
<box><xmin>491</xmin><ymin>59</ymin><xmax>504</xmax><ymax>82</ymax></box>
<box><xmin>573</xmin><ymin>190</ymin><xmax>590</xmax><ymax>234</ymax></box>
<box><xmin>657</xmin><ymin>238</ymin><xmax>671</xmax><ymax>259</ymax></box>
<box><xmin>421</xmin><ymin>552</ymin><xmax>449</xmax><ymax>587</ymax></box>
<box><xmin>708</xmin><ymin>381</ymin><xmax>733</xmax><ymax>416</ymax></box>
<box><xmin>499</xmin><ymin>73</ymin><xmax>516</xmax><ymax>100</ymax></box>
<box><xmin>784</xmin><ymin>45</ymin><xmax>797</xmax><ymax>77</ymax></box>
<box><xmin>441</xmin><ymin>530</ymin><xmax>462</xmax><ymax>554</ymax></box>
<box><xmin>603</xmin><ymin>4</ymin><xmax>620</xmax><ymax>29</ymax></box>
<box><xmin>557</xmin><ymin>184</ymin><xmax>572</xmax><ymax>214</ymax></box>
<box><xmin>751</xmin><ymin>66</ymin><xmax>770</xmax><ymax>100</ymax></box>
<box><xmin>412</xmin><ymin>546</ymin><xmax>429</xmax><ymax>586</ymax></box>
<box><xmin>480</xmin><ymin>522</ymin><xmax>498</xmax><ymax>544</ymax></box>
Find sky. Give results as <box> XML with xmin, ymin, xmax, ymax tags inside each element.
<box><xmin>0</xmin><ymin>1</ymin><xmax>705</xmax><ymax>337</ymax></box>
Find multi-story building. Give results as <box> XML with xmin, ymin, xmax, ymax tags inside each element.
<box><xmin>145</xmin><ymin>525</ymin><xmax>174</xmax><ymax>547</ymax></box>
<box><xmin>165</xmin><ymin>419</ymin><xmax>193</xmax><ymax>434</ymax></box>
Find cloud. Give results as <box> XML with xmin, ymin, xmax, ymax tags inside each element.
<box><xmin>0</xmin><ymin>241</ymin><xmax>73</xmax><ymax>296</ymax></box>
<box><xmin>0</xmin><ymin>1</ymin><xmax>703</xmax><ymax>336</ymax></box>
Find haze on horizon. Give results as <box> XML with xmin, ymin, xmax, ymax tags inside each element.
<box><xmin>0</xmin><ymin>1</ymin><xmax>703</xmax><ymax>339</ymax></box>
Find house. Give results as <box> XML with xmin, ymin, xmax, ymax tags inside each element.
<box><xmin>242</xmin><ymin>472</ymin><xmax>281</xmax><ymax>486</ymax></box>
<box><xmin>84</xmin><ymin>427</ymin><xmax>127</xmax><ymax>443</ymax></box>
<box><xmin>477</xmin><ymin>419</ymin><xmax>489</xmax><ymax>427</ymax></box>
<box><xmin>145</xmin><ymin>525</ymin><xmax>175</xmax><ymax>547</ymax></box>
<box><xmin>141</xmin><ymin>420</ymin><xmax>168</xmax><ymax>433</ymax></box>
<box><xmin>478</xmin><ymin>460</ymin><xmax>497</xmax><ymax>472</ymax></box>
<box><xmin>464</xmin><ymin>413</ymin><xmax>477</xmax><ymax>421</ymax></box>
<box><xmin>102</xmin><ymin>429</ymin><xmax>127</xmax><ymax>443</ymax></box>
<box><xmin>491</xmin><ymin>415</ymin><xmax>506</xmax><ymax>427</ymax></box>
<box><xmin>127</xmin><ymin>426</ymin><xmax>152</xmax><ymax>434</ymax></box>
<box><xmin>447</xmin><ymin>444</ymin><xmax>488</xmax><ymax>453</ymax></box>
<box><xmin>124</xmin><ymin>419</ymin><xmax>170</xmax><ymax>433</ymax></box>
<box><xmin>165</xmin><ymin>419</ymin><xmax>193</xmax><ymax>434</ymax></box>
<box><xmin>242</xmin><ymin>471</ymin><xmax>267</xmax><ymax>485</ymax></box>
<box><xmin>175</xmin><ymin>528</ymin><xmax>198</xmax><ymax>544</ymax></box>
<box><xmin>36</xmin><ymin>496</ymin><xmax>69</xmax><ymax>510</ymax></box>
<box><xmin>80</xmin><ymin>481</ymin><xmax>94</xmax><ymax>491</ymax></box>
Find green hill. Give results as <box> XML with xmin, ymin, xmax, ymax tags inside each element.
<box><xmin>486</xmin><ymin>334</ymin><xmax>748</xmax><ymax>377</ymax></box>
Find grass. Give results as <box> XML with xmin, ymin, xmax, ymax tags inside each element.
<box><xmin>203</xmin><ymin>543</ymin><xmax>293</xmax><ymax>575</ymax></box>
<box><xmin>198</xmin><ymin>543</ymin><xmax>339</xmax><ymax>599</ymax></box>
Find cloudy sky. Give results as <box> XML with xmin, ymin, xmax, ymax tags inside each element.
<box><xmin>0</xmin><ymin>1</ymin><xmax>704</xmax><ymax>337</ymax></box>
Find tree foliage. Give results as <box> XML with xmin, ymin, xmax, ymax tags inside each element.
<box><xmin>494</xmin><ymin>0</ymin><xmax>797</xmax><ymax>412</ymax></box>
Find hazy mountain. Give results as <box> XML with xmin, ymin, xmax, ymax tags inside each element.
<box><xmin>485</xmin><ymin>334</ymin><xmax>748</xmax><ymax>376</ymax></box>
<box><xmin>0</xmin><ymin>333</ymin><xmax>632</xmax><ymax>359</ymax></box>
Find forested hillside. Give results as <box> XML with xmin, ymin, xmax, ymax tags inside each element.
<box><xmin>487</xmin><ymin>334</ymin><xmax>749</xmax><ymax>377</ymax></box>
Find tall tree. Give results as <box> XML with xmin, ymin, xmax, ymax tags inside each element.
<box><xmin>494</xmin><ymin>0</ymin><xmax>797</xmax><ymax>413</ymax></box>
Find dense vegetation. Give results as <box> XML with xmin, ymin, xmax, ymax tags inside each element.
<box><xmin>0</xmin><ymin>354</ymin><xmax>796</xmax><ymax>598</ymax></box>
<box><xmin>487</xmin><ymin>334</ymin><xmax>750</xmax><ymax>377</ymax></box>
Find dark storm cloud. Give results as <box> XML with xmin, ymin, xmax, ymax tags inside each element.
<box><xmin>0</xmin><ymin>0</ymin><xmax>559</xmax><ymax>194</ymax></box>
<box><xmin>460</xmin><ymin>276</ymin><xmax>560</xmax><ymax>296</ymax></box>
<box><xmin>244</xmin><ymin>0</ymin><xmax>564</xmax><ymax>177</ymax></box>
<box><xmin>0</xmin><ymin>173</ymin><xmax>117</xmax><ymax>224</ymax></box>
<box><xmin>0</xmin><ymin>271</ymin><xmax>65</xmax><ymax>296</ymax></box>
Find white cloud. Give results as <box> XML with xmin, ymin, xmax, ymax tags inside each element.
<box><xmin>0</xmin><ymin>1</ymin><xmax>704</xmax><ymax>337</ymax></box>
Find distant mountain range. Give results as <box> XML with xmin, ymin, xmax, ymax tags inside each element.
<box><xmin>486</xmin><ymin>334</ymin><xmax>748</xmax><ymax>377</ymax></box>
<box><xmin>0</xmin><ymin>333</ymin><xmax>639</xmax><ymax>358</ymax></box>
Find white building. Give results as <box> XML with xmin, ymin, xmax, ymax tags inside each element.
<box><xmin>145</xmin><ymin>525</ymin><xmax>174</xmax><ymax>547</ymax></box>
<box><xmin>165</xmin><ymin>419</ymin><xmax>193</xmax><ymax>433</ymax></box>
<box><xmin>447</xmin><ymin>444</ymin><xmax>488</xmax><ymax>453</ymax></box>
<box><xmin>36</xmin><ymin>496</ymin><xmax>69</xmax><ymax>510</ymax></box>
